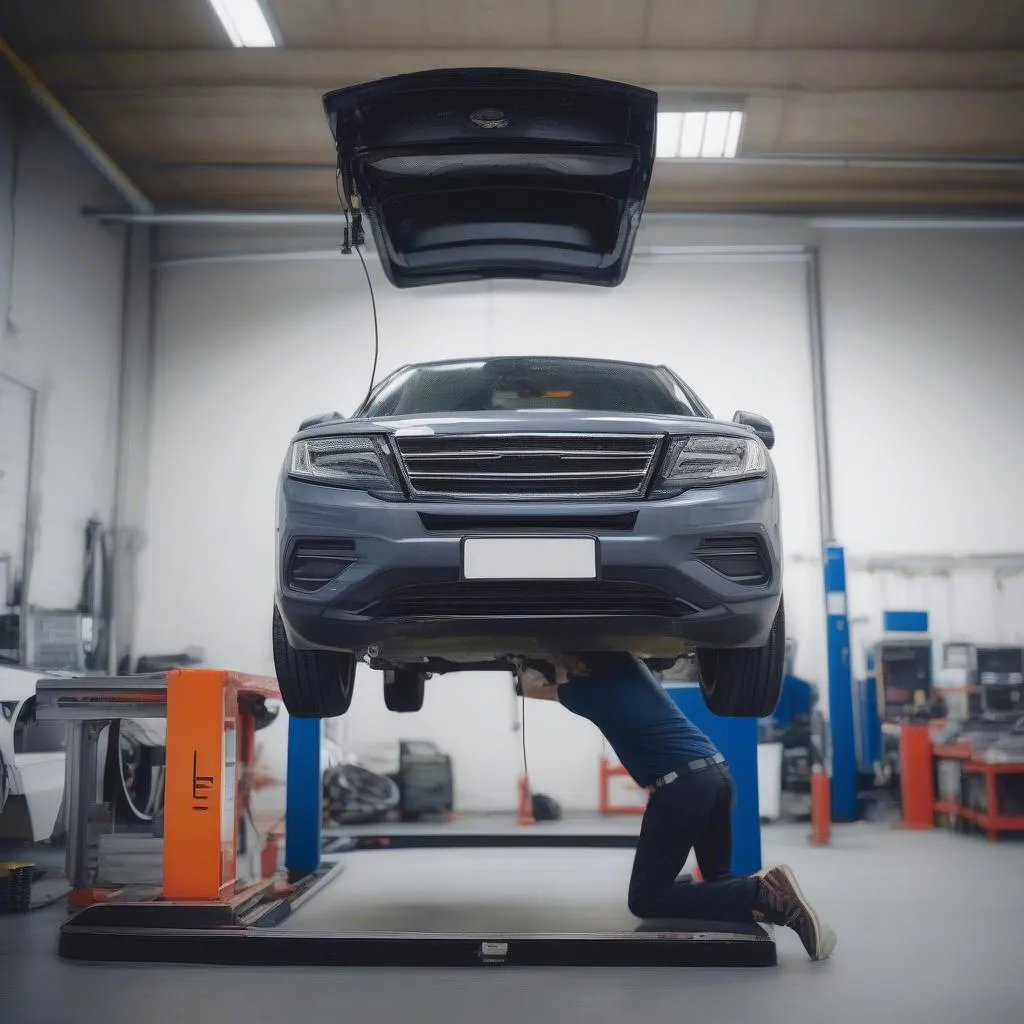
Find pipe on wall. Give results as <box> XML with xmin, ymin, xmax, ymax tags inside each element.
<box><xmin>790</xmin><ymin>553</ymin><xmax>1024</xmax><ymax>573</ymax></box>
<box><xmin>106</xmin><ymin>223</ymin><xmax>156</xmax><ymax>674</ymax></box>
<box><xmin>150</xmin><ymin>244</ymin><xmax>813</xmax><ymax>268</ymax></box>
<box><xmin>85</xmin><ymin>209</ymin><xmax>1024</xmax><ymax>231</ymax></box>
<box><xmin>805</xmin><ymin>248</ymin><xmax>835</xmax><ymax>545</ymax></box>
<box><xmin>88</xmin><ymin>210</ymin><xmax>348</xmax><ymax>226</ymax></box>
<box><xmin>113</xmin><ymin>155</ymin><xmax>1024</xmax><ymax>174</ymax></box>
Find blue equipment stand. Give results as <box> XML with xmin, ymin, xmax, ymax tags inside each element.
<box><xmin>285</xmin><ymin>715</ymin><xmax>322</xmax><ymax>876</ymax></box>
<box><xmin>824</xmin><ymin>543</ymin><xmax>858</xmax><ymax>821</ymax></box>
<box><xmin>666</xmin><ymin>685</ymin><xmax>761</xmax><ymax>875</ymax></box>
<box><xmin>856</xmin><ymin>654</ymin><xmax>882</xmax><ymax>773</ymax></box>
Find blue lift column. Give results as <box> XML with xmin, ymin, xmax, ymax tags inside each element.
<box><xmin>285</xmin><ymin>716</ymin><xmax>322</xmax><ymax>877</ymax></box>
<box><xmin>824</xmin><ymin>543</ymin><xmax>858</xmax><ymax>821</ymax></box>
<box><xmin>667</xmin><ymin>686</ymin><xmax>761</xmax><ymax>874</ymax></box>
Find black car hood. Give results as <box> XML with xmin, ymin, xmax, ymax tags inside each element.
<box><xmin>323</xmin><ymin>68</ymin><xmax>658</xmax><ymax>289</ymax></box>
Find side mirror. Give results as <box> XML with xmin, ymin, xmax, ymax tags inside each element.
<box><xmin>298</xmin><ymin>411</ymin><xmax>344</xmax><ymax>431</ymax></box>
<box><xmin>732</xmin><ymin>410</ymin><xmax>775</xmax><ymax>450</ymax></box>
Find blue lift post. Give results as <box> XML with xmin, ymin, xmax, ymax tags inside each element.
<box><xmin>285</xmin><ymin>715</ymin><xmax>322</xmax><ymax>877</ymax></box>
<box><xmin>824</xmin><ymin>543</ymin><xmax>858</xmax><ymax>821</ymax></box>
<box><xmin>667</xmin><ymin>686</ymin><xmax>761</xmax><ymax>874</ymax></box>
<box><xmin>857</xmin><ymin>651</ymin><xmax>882</xmax><ymax>773</ymax></box>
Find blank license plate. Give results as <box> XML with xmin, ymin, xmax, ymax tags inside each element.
<box><xmin>462</xmin><ymin>537</ymin><xmax>597</xmax><ymax>580</ymax></box>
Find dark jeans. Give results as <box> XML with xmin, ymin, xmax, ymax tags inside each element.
<box><xmin>627</xmin><ymin>761</ymin><xmax>759</xmax><ymax>923</ymax></box>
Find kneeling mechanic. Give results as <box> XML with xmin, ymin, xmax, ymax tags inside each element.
<box><xmin>516</xmin><ymin>651</ymin><xmax>836</xmax><ymax>961</ymax></box>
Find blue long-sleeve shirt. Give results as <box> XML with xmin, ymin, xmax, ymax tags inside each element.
<box><xmin>556</xmin><ymin>653</ymin><xmax>719</xmax><ymax>788</ymax></box>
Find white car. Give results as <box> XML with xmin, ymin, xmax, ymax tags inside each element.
<box><xmin>0</xmin><ymin>664</ymin><xmax>172</xmax><ymax>843</ymax></box>
<box><xmin>0</xmin><ymin>664</ymin><xmax>67</xmax><ymax>843</ymax></box>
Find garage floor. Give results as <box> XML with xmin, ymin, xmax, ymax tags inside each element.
<box><xmin>287</xmin><ymin>847</ymin><xmax>682</xmax><ymax>934</ymax></box>
<box><xmin>3</xmin><ymin>821</ymin><xmax>1021</xmax><ymax>1024</ymax></box>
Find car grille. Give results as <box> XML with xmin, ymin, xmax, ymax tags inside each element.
<box><xmin>695</xmin><ymin>536</ymin><xmax>771</xmax><ymax>586</ymax></box>
<box><xmin>393</xmin><ymin>434</ymin><xmax>661</xmax><ymax>501</ymax></box>
<box><xmin>362</xmin><ymin>580</ymin><xmax>695</xmax><ymax>619</ymax></box>
<box><xmin>418</xmin><ymin>511</ymin><xmax>638</xmax><ymax>532</ymax></box>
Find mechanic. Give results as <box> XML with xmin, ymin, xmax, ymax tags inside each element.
<box><xmin>517</xmin><ymin>651</ymin><xmax>836</xmax><ymax>961</ymax></box>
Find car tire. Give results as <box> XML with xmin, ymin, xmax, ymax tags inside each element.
<box><xmin>696</xmin><ymin>596</ymin><xmax>785</xmax><ymax>717</ymax></box>
<box><xmin>383</xmin><ymin>668</ymin><xmax>425</xmax><ymax>713</ymax></box>
<box><xmin>102</xmin><ymin>721</ymin><xmax>161</xmax><ymax>824</ymax></box>
<box><xmin>272</xmin><ymin>606</ymin><xmax>356</xmax><ymax>718</ymax></box>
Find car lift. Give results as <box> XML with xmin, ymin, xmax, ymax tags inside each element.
<box><xmin>35</xmin><ymin>669</ymin><xmax>775</xmax><ymax>967</ymax></box>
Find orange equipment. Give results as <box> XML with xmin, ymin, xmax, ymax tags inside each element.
<box><xmin>163</xmin><ymin>669</ymin><xmax>282</xmax><ymax>900</ymax></box>
<box><xmin>35</xmin><ymin>668</ymin><xmax>281</xmax><ymax>908</ymax></box>
<box><xmin>810</xmin><ymin>765</ymin><xmax>832</xmax><ymax>845</ymax></box>
<box><xmin>517</xmin><ymin>774</ymin><xmax>536</xmax><ymax>826</ymax></box>
<box><xmin>598</xmin><ymin>756</ymin><xmax>648</xmax><ymax>815</ymax></box>
<box><xmin>899</xmin><ymin>722</ymin><xmax>936</xmax><ymax>830</ymax></box>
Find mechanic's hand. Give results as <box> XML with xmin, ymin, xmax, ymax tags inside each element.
<box><xmin>550</xmin><ymin>654</ymin><xmax>590</xmax><ymax>683</ymax></box>
<box><xmin>516</xmin><ymin>661</ymin><xmax>554</xmax><ymax>699</ymax></box>
<box><xmin>515</xmin><ymin>654</ymin><xmax>590</xmax><ymax>690</ymax></box>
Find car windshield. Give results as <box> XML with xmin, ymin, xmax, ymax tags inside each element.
<box><xmin>361</xmin><ymin>358</ymin><xmax>698</xmax><ymax>417</ymax></box>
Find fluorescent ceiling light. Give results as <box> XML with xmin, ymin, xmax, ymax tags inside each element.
<box><xmin>208</xmin><ymin>0</ymin><xmax>278</xmax><ymax>47</ymax></box>
<box><xmin>680</xmin><ymin>112</ymin><xmax>705</xmax><ymax>158</ymax></box>
<box><xmin>655</xmin><ymin>113</ymin><xmax>683</xmax><ymax>159</ymax></box>
<box><xmin>657</xmin><ymin>110</ymin><xmax>744</xmax><ymax>159</ymax></box>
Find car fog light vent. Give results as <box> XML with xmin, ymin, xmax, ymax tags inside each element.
<box><xmin>288</xmin><ymin>541</ymin><xmax>356</xmax><ymax>593</ymax></box>
<box><xmin>696</xmin><ymin>536</ymin><xmax>770</xmax><ymax>586</ymax></box>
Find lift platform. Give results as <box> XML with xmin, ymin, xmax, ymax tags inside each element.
<box><xmin>36</xmin><ymin>670</ymin><xmax>776</xmax><ymax>968</ymax></box>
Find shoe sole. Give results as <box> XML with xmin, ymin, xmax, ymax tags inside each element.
<box><xmin>770</xmin><ymin>864</ymin><xmax>835</xmax><ymax>961</ymax></box>
<box><xmin>817</xmin><ymin>921</ymin><xmax>838</xmax><ymax>960</ymax></box>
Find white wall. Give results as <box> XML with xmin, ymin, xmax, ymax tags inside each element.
<box><xmin>0</xmin><ymin>98</ymin><xmax>127</xmax><ymax>611</ymax></box>
<box><xmin>822</xmin><ymin>230</ymin><xmax>1024</xmax><ymax>555</ymax></box>
<box><xmin>819</xmin><ymin>228</ymin><xmax>1024</xmax><ymax>675</ymax></box>
<box><xmin>136</xmin><ymin>220</ymin><xmax>1024</xmax><ymax>810</ymax></box>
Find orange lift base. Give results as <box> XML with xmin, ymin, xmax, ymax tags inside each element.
<box><xmin>163</xmin><ymin>669</ymin><xmax>282</xmax><ymax>901</ymax></box>
<box><xmin>37</xmin><ymin>672</ymin><xmax>775</xmax><ymax>968</ymax></box>
<box><xmin>56</xmin><ymin>838</ymin><xmax>775</xmax><ymax>968</ymax></box>
<box><xmin>35</xmin><ymin>669</ymin><xmax>283</xmax><ymax>909</ymax></box>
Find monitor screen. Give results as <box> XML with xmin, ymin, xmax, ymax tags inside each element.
<box><xmin>977</xmin><ymin>647</ymin><xmax>1024</xmax><ymax>686</ymax></box>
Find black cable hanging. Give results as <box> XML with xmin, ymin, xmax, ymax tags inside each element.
<box><xmin>337</xmin><ymin>171</ymin><xmax>379</xmax><ymax>412</ymax></box>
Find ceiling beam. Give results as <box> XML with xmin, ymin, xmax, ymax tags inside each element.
<box><xmin>123</xmin><ymin>155</ymin><xmax>1024</xmax><ymax>174</ymax></box>
<box><xmin>26</xmin><ymin>48</ymin><xmax>1024</xmax><ymax>93</ymax></box>
<box><xmin>85</xmin><ymin>210</ymin><xmax>1024</xmax><ymax>228</ymax></box>
<box><xmin>0</xmin><ymin>35</ymin><xmax>151</xmax><ymax>211</ymax></box>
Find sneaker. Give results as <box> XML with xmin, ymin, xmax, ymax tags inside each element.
<box><xmin>754</xmin><ymin>864</ymin><xmax>837</xmax><ymax>961</ymax></box>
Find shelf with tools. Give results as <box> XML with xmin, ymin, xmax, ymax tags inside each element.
<box><xmin>930</xmin><ymin>740</ymin><xmax>1024</xmax><ymax>840</ymax></box>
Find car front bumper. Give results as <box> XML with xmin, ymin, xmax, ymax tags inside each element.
<box><xmin>275</xmin><ymin>475</ymin><xmax>782</xmax><ymax>663</ymax></box>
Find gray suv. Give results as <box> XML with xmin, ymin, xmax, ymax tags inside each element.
<box><xmin>272</xmin><ymin>67</ymin><xmax>784</xmax><ymax>719</ymax></box>
<box><xmin>274</xmin><ymin>356</ymin><xmax>784</xmax><ymax>719</ymax></box>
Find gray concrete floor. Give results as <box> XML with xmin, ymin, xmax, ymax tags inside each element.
<box><xmin>326</xmin><ymin>812</ymin><xmax>645</xmax><ymax>837</ymax></box>
<box><xmin>3</xmin><ymin>821</ymin><xmax>1023</xmax><ymax>1024</ymax></box>
<box><xmin>286</xmin><ymin>847</ymin><xmax>707</xmax><ymax>933</ymax></box>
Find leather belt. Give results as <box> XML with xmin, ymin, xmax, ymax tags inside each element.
<box><xmin>647</xmin><ymin>752</ymin><xmax>725</xmax><ymax>794</ymax></box>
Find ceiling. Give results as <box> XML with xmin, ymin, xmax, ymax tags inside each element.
<box><xmin>2</xmin><ymin>0</ymin><xmax>1024</xmax><ymax>214</ymax></box>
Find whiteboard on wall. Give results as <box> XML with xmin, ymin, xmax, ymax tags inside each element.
<box><xmin>0</xmin><ymin>376</ymin><xmax>34</xmax><ymax>608</ymax></box>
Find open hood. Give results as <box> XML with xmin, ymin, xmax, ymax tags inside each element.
<box><xmin>323</xmin><ymin>68</ymin><xmax>658</xmax><ymax>289</ymax></box>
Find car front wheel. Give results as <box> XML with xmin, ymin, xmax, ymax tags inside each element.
<box><xmin>272</xmin><ymin>606</ymin><xmax>356</xmax><ymax>718</ymax></box>
<box><xmin>383</xmin><ymin>668</ymin><xmax>426</xmax><ymax>713</ymax></box>
<box><xmin>696</xmin><ymin>597</ymin><xmax>785</xmax><ymax>718</ymax></box>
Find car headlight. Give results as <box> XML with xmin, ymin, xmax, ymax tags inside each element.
<box><xmin>651</xmin><ymin>435</ymin><xmax>768</xmax><ymax>497</ymax></box>
<box><xmin>289</xmin><ymin>435</ymin><xmax>403</xmax><ymax>497</ymax></box>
